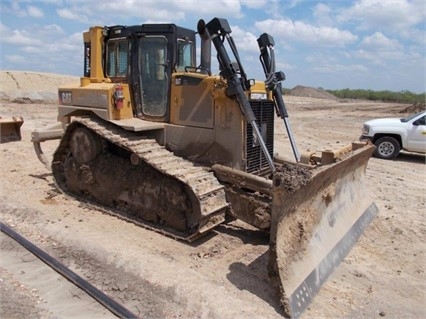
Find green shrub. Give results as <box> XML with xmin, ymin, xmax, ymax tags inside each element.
<box><xmin>325</xmin><ymin>89</ymin><xmax>425</xmax><ymax>104</ymax></box>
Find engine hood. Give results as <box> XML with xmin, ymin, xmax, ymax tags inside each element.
<box><xmin>364</xmin><ymin>118</ymin><xmax>402</xmax><ymax>127</ymax></box>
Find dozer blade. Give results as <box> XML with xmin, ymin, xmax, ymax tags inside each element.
<box><xmin>269</xmin><ymin>144</ymin><xmax>378</xmax><ymax>318</ymax></box>
<box><xmin>0</xmin><ymin>116</ymin><xmax>24</xmax><ymax>143</ymax></box>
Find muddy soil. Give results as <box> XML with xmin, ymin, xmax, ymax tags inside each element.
<box><xmin>0</xmin><ymin>76</ymin><xmax>425</xmax><ymax>318</ymax></box>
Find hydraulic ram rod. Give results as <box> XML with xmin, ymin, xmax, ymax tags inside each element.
<box><xmin>205</xmin><ymin>18</ymin><xmax>276</xmax><ymax>173</ymax></box>
<box><xmin>257</xmin><ymin>33</ymin><xmax>300</xmax><ymax>162</ymax></box>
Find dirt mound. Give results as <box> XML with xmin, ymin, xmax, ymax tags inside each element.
<box><xmin>0</xmin><ymin>71</ymin><xmax>79</xmax><ymax>104</ymax></box>
<box><xmin>289</xmin><ymin>85</ymin><xmax>338</xmax><ymax>100</ymax></box>
<box><xmin>399</xmin><ymin>103</ymin><xmax>425</xmax><ymax>114</ymax></box>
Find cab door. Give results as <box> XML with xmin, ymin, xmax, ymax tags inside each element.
<box><xmin>406</xmin><ymin>114</ymin><xmax>426</xmax><ymax>152</ymax></box>
<box><xmin>138</xmin><ymin>36</ymin><xmax>169</xmax><ymax>119</ymax></box>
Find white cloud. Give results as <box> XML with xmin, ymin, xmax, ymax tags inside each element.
<box><xmin>40</xmin><ymin>0</ymin><xmax>65</xmax><ymax>4</ymax></box>
<box><xmin>0</xmin><ymin>18</ymin><xmax>80</xmax><ymax>72</ymax></box>
<box><xmin>22</xmin><ymin>46</ymin><xmax>40</xmax><ymax>54</ymax></box>
<box><xmin>305</xmin><ymin>52</ymin><xmax>339</xmax><ymax>64</ymax></box>
<box><xmin>171</xmin><ymin>0</ymin><xmax>242</xmax><ymax>16</ymax></box>
<box><xmin>69</xmin><ymin>32</ymin><xmax>84</xmax><ymax>43</ymax></box>
<box><xmin>0</xmin><ymin>22</ymin><xmax>9</xmax><ymax>33</ymax></box>
<box><xmin>4</xmin><ymin>54</ymin><xmax>27</xmax><ymax>63</ymax></box>
<box><xmin>312</xmin><ymin>63</ymin><xmax>369</xmax><ymax>74</ymax></box>
<box><xmin>229</xmin><ymin>25</ymin><xmax>259</xmax><ymax>53</ymax></box>
<box><xmin>313</xmin><ymin>3</ymin><xmax>333</xmax><ymax>27</ymax></box>
<box><xmin>398</xmin><ymin>28</ymin><xmax>425</xmax><ymax>44</ymax></box>
<box><xmin>338</xmin><ymin>0</ymin><xmax>425</xmax><ymax>31</ymax></box>
<box><xmin>9</xmin><ymin>1</ymin><xmax>26</xmax><ymax>17</ymax></box>
<box><xmin>255</xmin><ymin>19</ymin><xmax>358</xmax><ymax>47</ymax></box>
<box><xmin>355</xmin><ymin>48</ymin><xmax>405</xmax><ymax>65</ymax></box>
<box><xmin>27</xmin><ymin>5</ymin><xmax>44</xmax><ymax>18</ymax></box>
<box><xmin>96</xmin><ymin>2</ymin><xmax>186</xmax><ymax>21</ymax></box>
<box><xmin>276</xmin><ymin>60</ymin><xmax>294</xmax><ymax>71</ymax></box>
<box><xmin>42</xmin><ymin>24</ymin><xmax>64</xmax><ymax>34</ymax></box>
<box><xmin>57</xmin><ymin>8</ymin><xmax>88</xmax><ymax>22</ymax></box>
<box><xmin>288</xmin><ymin>0</ymin><xmax>304</xmax><ymax>9</ymax></box>
<box><xmin>0</xmin><ymin>22</ymin><xmax>64</xmax><ymax>49</ymax></box>
<box><xmin>240</xmin><ymin>0</ymin><xmax>268</xmax><ymax>9</ymax></box>
<box><xmin>355</xmin><ymin>32</ymin><xmax>407</xmax><ymax>65</ymax></box>
<box><xmin>361</xmin><ymin>32</ymin><xmax>402</xmax><ymax>50</ymax></box>
<box><xmin>1</xmin><ymin>1</ymin><xmax>45</xmax><ymax>18</ymax></box>
<box><xmin>54</xmin><ymin>0</ymin><xmax>242</xmax><ymax>23</ymax></box>
<box><xmin>2</xmin><ymin>29</ymin><xmax>43</xmax><ymax>46</ymax></box>
<box><xmin>0</xmin><ymin>0</ymin><xmax>423</xmax><ymax>92</ymax></box>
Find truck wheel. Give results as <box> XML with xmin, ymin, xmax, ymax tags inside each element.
<box><xmin>374</xmin><ymin>136</ymin><xmax>401</xmax><ymax>159</ymax></box>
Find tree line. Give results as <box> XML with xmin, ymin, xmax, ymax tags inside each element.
<box><xmin>325</xmin><ymin>89</ymin><xmax>424</xmax><ymax>104</ymax></box>
<box><xmin>283</xmin><ymin>87</ymin><xmax>425</xmax><ymax>104</ymax></box>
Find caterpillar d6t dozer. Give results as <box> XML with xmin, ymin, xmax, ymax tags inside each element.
<box><xmin>32</xmin><ymin>17</ymin><xmax>378</xmax><ymax>318</ymax></box>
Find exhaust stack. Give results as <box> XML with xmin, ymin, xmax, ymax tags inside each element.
<box><xmin>197</xmin><ymin>19</ymin><xmax>211</xmax><ymax>74</ymax></box>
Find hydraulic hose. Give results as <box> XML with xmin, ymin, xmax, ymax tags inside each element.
<box><xmin>0</xmin><ymin>222</ymin><xmax>140</xmax><ymax>319</ymax></box>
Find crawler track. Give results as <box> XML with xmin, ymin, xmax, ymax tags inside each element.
<box><xmin>51</xmin><ymin>117</ymin><xmax>228</xmax><ymax>241</ymax></box>
<box><xmin>0</xmin><ymin>222</ymin><xmax>138</xmax><ymax>319</ymax></box>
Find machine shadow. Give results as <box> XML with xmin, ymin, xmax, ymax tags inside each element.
<box><xmin>188</xmin><ymin>221</ymin><xmax>269</xmax><ymax>247</ymax></box>
<box><xmin>226</xmin><ymin>251</ymin><xmax>283</xmax><ymax>316</ymax></box>
<box><xmin>216</xmin><ymin>221</ymin><xmax>270</xmax><ymax>244</ymax></box>
<box><xmin>395</xmin><ymin>152</ymin><xmax>425</xmax><ymax>164</ymax></box>
<box><xmin>29</xmin><ymin>173</ymin><xmax>58</xmax><ymax>193</ymax></box>
<box><xmin>29</xmin><ymin>173</ymin><xmax>51</xmax><ymax>181</ymax></box>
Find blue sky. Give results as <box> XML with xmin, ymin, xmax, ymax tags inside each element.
<box><xmin>0</xmin><ymin>0</ymin><xmax>425</xmax><ymax>93</ymax></box>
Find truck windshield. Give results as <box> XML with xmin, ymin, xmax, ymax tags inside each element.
<box><xmin>401</xmin><ymin>112</ymin><xmax>424</xmax><ymax>122</ymax></box>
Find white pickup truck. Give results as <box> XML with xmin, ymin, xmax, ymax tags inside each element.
<box><xmin>360</xmin><ymin>111</ymin><xmax>426</xmax><ymax>159</ymax></box>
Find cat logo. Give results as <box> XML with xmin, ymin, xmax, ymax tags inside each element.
<box><xmin>59</xmin><ymin>91</ymin><xmax>72</xmax><ymax>105</ymax></box>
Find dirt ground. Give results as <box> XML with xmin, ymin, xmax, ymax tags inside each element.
<box><xmin>0</xmin><ymin>72</ymin><xmax>425</xmax><ymax>319</ymax></box>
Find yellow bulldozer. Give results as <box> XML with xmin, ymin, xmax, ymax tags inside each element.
<box><xmin>32</xmin><ymin>17</ymin><xmax>377</xmax><ymax>318</ymax></box>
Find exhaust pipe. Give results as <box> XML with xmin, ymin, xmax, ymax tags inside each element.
<box><xmin>197</xmin><ymin>19</ymin><xmax>211</xmax><ymax>75</ymax></box>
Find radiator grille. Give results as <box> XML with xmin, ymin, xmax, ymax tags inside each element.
<box><xmin>246</xmin><ymin>100</ymin><xmax>275</xmax><ymax>174</ymax></box>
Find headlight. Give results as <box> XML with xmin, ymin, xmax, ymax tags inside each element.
<box><xmin>362</xmin><ymin>124</ymin><xmax>370</xmax><ymax>135</ymax></box>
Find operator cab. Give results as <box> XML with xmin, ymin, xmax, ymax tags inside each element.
<box><xmin>93</xmin><ymin>24</ymin><xmax>196</xmax><ymax>122</ymax></box>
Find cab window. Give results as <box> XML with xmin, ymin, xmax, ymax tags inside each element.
<box><xmin>414</xmin><ymin>116</ymin><xmax>425</xmax><ymax>126</ymax></box>
<box><xmin>107</xmin><ymin>39</ymin><xmax>128</xmax><ymax>77</ymax></box>
<box><xmin>176</xmin><ymin>39</ymin><xmax>194</xmax><ymax>72</ymax></box>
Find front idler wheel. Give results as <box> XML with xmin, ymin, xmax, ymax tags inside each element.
<box><xmin>70</xmin><ymin>126</ymin><xmax>103</xmax><ymax>164</ymax></box>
